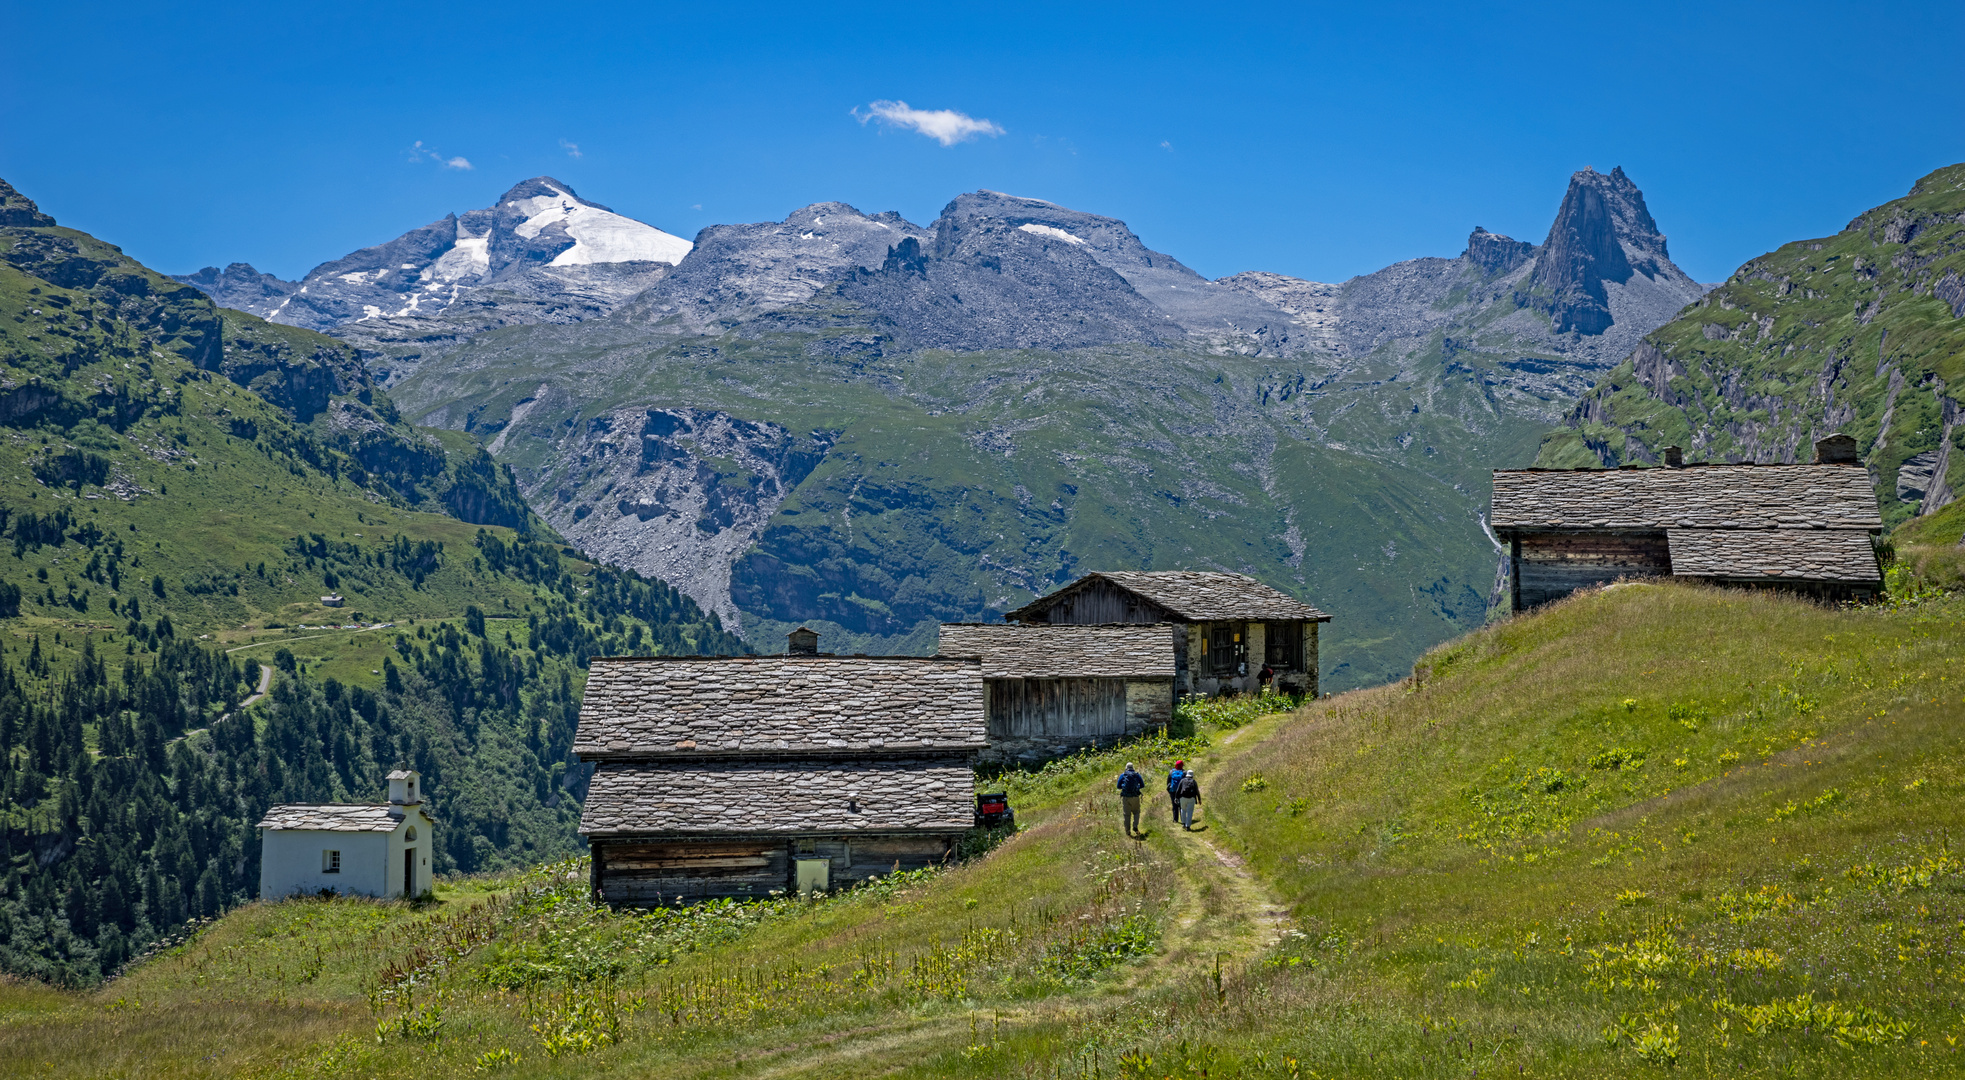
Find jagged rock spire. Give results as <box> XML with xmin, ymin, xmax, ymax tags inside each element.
<box><xmin>1529</xmin><ymin>166</ymin><xmax>1671</xmax><ymax>335</ymax></box>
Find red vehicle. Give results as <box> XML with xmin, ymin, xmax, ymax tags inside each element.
<box><xmin>974</xmin><ymin>791</ymin><xmax>1014</xmax><ymax>828</ymax></box>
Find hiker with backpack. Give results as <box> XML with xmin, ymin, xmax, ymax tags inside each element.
<box><xmin>1176</xmin><ymin>771</ymin><xmax>1202</xmax><ymax>830</ymax></box>
<box><xmin>1166</xmin><ymin>760</ymin><xmax>1188</xmax><ymax>822</ymax></box>
<box><xmin>1116</xmin><ymin>762</ymin><xmax>1146</xmax><ymax>836</ymax></box>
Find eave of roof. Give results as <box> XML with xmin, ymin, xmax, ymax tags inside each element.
<box><xmin>1004</xmin><ymin>571</ymin><xmax>1331</xmax><ymax>623</ymax></box>
<box><xmin>1490</xmin><ymin>462</ymin><xmax>1882</xmax><ymax>532</ymax></box>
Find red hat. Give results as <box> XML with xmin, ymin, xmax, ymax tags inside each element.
<box><xmin>1174</xmin><ymin>760</ymin><xmax>1185</xmax><ymax>767</ymax></box>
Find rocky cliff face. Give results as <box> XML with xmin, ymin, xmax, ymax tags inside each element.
<box><xmin>1528</xmin><ymin>167</ymin><xmax>1681</xmax><ymax>335</ymax></box>
<box><xmin>1222</xmin><ymin>167</ymin><xmax>1708</xmax><ymax>415</ymax></box>
<box><xmin>620</xmin><ymin>202</ymin><xmax>930</xmax><ymax>333</ymax></box>
<box><xmin>1539</xmin><ymin>163</ymin><xmax>1965</xmax><ymax>529</ymax></box>
<box><xmin>528</xmin><ymin>407</ymin><xmax>833</xmax><ymax>628</ymax></box>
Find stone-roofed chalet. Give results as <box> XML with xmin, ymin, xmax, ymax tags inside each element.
<box><xmin>1491</xmin><ymin>435</ymin><xmax>1885</xmax><ymax>610</ymax></box>
<box><xmin>1002</xmin><ymin>572</ymin><xmax>1330</xmax><ymax>697</ymax></box>
<box><xmin>575</xmin><ymin>644</ymin><xmax>986</xmax><ymax>904</ymax></box>
<box><xmin>938</xmin><ymin>624</ymin><xmax>1175</xmax><ymax>765</ymax></box>
<box><xmin>574</xmin><ymin>655</ymin><xmax>987</xmax><ymax>758</ymax></box>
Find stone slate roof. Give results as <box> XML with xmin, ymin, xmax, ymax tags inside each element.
<box><xmin>580</xmin><ymin>759</ymin><xmax>975</xmax><ymax>837</ymax></box>
<box><xmin>1491</xmin><ymin>464</ymin><xmax>1882</xmax><ymax>532</ymax></box>
<box><xmin>1667</xmin><ymin>529</ymin><xmax>1881</xmax><ymax>583</ymax></box>
<box><xmin>573</xmin><ymin>656</ymin><xmax>985</xmax><ymax>759</ymax></box>
<box><xmin>256</xmin><ymin>804</ymin><xmax>407</xmax><ymax>832</ymax></box>
<box><xmin>1007</xmin><ymin>571</ymin><xmax>1330</xmax><ymax>622</ymax></box>
<box><xmin>937</xmin><ymin>623</ymin><xmax>1178</xmax><ymax>679</ymax></box>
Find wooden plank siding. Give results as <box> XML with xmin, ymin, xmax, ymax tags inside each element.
<box><xmin>1512</xmin><ymin>531</ymin><xmax>1671</xmax><ymax>610</ymax></box>
<box><xmin>1032</xmin><ymin>579</ymin><xmax>1173</xmax><ymax>624</ymax></box>
<box><xmin>592</xmin><ymin>834</ymin><xmax>956</xmax><ymax>904</ymax></box>
<box><xmin>988</xmin><ymin>678</ymin><xmax>1129</xmax><ymax>739</ymax></box>
<box><xmin>977</xmin><ymin>677</ymin><xmax>1173</xmax><ymax>766</ymax></box>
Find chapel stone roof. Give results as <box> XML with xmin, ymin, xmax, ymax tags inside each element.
<box><xmin>937</xmin><ymin>623</ymin><xmax>1178</xmax><ymax>679</ymax></box>
<box><xmin>573</xmin><ymin>655</ymin><xmax>986</xmax><ymax>759</ymax></box>
<box><xmin>1490</xmin><ymin>463</ymin><xmax>1882</xmax><ymax>532</ymax></box>
<box><xmin>1666</xmin><ymin>528</ymin><xmax>1881</xmax><ymax>583</ymax></box>
<box><xmin>1006</xmin><ymin>571</ymin><xmax>1330</xmax><ymax>623</ymax></box>
<box><xmin>579</xmin><ymin>758</ymin><xmax>975</xmax><ymax>837</ymax></box>
<box><xmin>256</xmin><ymin>804</ymin><xmax>406</xmax><ymax>832</ymax></box>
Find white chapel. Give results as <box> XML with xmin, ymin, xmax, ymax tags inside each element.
<box><xmin>257</xmin><ymin>770</ymin><xmax>437</xmax><ymax>900</ymax></box>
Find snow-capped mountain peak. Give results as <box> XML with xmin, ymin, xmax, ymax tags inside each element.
<box><xmin>508</xmin><ymin>182</ymin><xmax>692</xmax><ymax>267</ymax></box>
<box><xmin>176</xmin><ymin>176</ymin><xmax>691</xmax><ymax>330</ymax></box>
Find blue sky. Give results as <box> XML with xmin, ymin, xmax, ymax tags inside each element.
<box><xmin>3</xmin><ymin>1</ymin><xmax>1959</xmax><ymax>285</ymax></box>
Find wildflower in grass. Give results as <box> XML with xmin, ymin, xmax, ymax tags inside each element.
<box><xmin>1725</xmin><ymin>947</ymin><xmax>1784</xmax><ymax>971</ymax></box>
<box><xmin>1615</xmin><ymin>889</ymin><xmax>1651</xmax><ymax>907</ymax></box>
<box><xmin>1241</xmin><ymin>774</ymin><xmax>1269</xmax><ymax>793</ymax></box>
<box><xmin>1845</xmin><ymin>849</ymin><xmax>1963</xmax><ymax>893</ymax></box>
<box><xmin>1712</xmin><ymin>884</ymin><xmax>1803</xmax><ymax>922</ymax></box>
<box><xmin>1715</xmin><ymin>992</ymin><xmax>1910</xmax><ymax>1047</ymax></box>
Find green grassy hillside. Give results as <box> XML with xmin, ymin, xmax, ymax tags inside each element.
<box><xmin>1538</xmin><ymin>162</ymin><xmax>1965</xmax><ymax>529</ymax></box>
<box><xmin>0</xmin><ymin>179</ymin><xmax>744</xmax><ymax>985</ymax></box>
<box><xmin>6</xmin><ymin>582</ymin><xmax>1958</xmax><ymax>1076</ymax></box>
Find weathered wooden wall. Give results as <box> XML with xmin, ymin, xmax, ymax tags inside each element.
<box><xmin>593</xmin><ymin>834</ymin><xmax>957</xmax><ymax>904</ymax></box>
<box><xmin>989</xmin><ymin>677</ymin><xmax>1127</xmax><ymax>737</ymax></box>
<box><xmin>594</xmin><ymin>839</ymin><xmax>787</xmax><ymax>903</ymax></box>
<box><xmin>1037</xmin><ymin>579</ymin><xmax>1167</xmax><ymax>624</ymax></box>
<box><xmin>1512</xmin><ymin>531</ymin><xmax>1670</xmax><ymax>610</ymax></box>
<box><xmin>979</xmin><ymin>677</ymin><xmax>1172</xmax><ymax>765</ymax></box>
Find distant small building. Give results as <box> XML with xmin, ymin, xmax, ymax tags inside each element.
<box><xmin>1003</xmin><ymin>571</ymin><xmax>1330</xmax><ymax>698</ymax></box>
<box><xmin>1491</xmin><ymin>435</ymin><xmax>1885</xmax><ymax>611</ymax></box>
<box><xmin>320</xmin><ymin>594</ymin><xmax>344</xmax><ymax>608</ymax></box>
<box><xmin>938</xmin><ymin>623</ymin><xmax>1176</xmax><ymax>766</ymax></box>
<box><xmin>257</xmin><ymin>770</ymin><xmax>434</xmax><ymax>900</ymax></box>
<box><xmin>575</xmin><ymin>640</ymin><xmax>986</xmax><ymax>904</ymax></box>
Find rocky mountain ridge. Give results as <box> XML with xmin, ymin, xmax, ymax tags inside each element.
<box><xmin>1538</xmin><ymin>162</ymin><xmax>1965</xmax><ymax>529</ymax></box>
<box><xmin>1224</xmin><ymin>167</ymin><xmax>1709</xmax><ymax>413</ymax></box>
<box><xmin>172</xmin><ymin>167</ymin><xmax>1713</xmax><ymax>688</ymax></box>
<box><xmin>173</xmin><ymin>178</ymin><xmax>690</xmax><ymax>333</ymax></box>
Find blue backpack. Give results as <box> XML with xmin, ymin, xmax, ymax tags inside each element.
<box><xmin>1166</xmin><ymin>768</ymin><xmax>1187</xmax><ymax>794</ymax></box>
<box><xmin>1116</xmin><ymin>769</ymin><xmax>1145</xmax><ymax>796</ymax></box>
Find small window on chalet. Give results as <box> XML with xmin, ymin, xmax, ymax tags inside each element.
<box><xmin>406</xmin><ymin>826</ymin><xmax>417</xmax><ymax>842</ymax></box>
<box><xmin>1208</xmin><ymin>625</ymin><xmax>1238</xmax><ymax>675</ymax></box>
<box><xmin>1265</xmin><ymin>622</ymin><xmax>1302</xmax><ymax>670</ymax></box>
<box><xmin>322</xmin><ymin>850</ymin><xmax>340</xmax><ymax>874</ymax></box>
<box><xmin>796</xmin><ymin>839</ymin><xmax>817</xmax><ymax>855</ymax></box>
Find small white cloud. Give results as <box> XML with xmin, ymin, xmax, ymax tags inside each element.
<box><xmin>691</xmin><ymin>204</ymin><xmax>702</xmax><ymax>211</ymax></box>
<box><xmin>853</xmin><ymin>100</ymin><xmax>1004</xmax><ymax>146</ymax></box>
<box><xmin>407</xmin><ymin>141</ymin><xmax>472</xmax><ymax>170</ymax></box>
<box><xmin>559</xmin><ymin>139</ymin><xmax>582</xmax><ymax>159</ymax></box>
<box><xmin>1160</xmin><ymin>140</ymin><xmax>1173</xmax><ymax>152</ymax></box>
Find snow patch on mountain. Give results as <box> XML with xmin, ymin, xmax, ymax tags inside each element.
<box><xmin>1017</xmin><ymin>223</ymin><xmax>1085</xmax><ymax>245</ymax></box>
<box><xmin>510</xmin><ymin>184</ymin><xmax>692</xmax><ymax>267</ymax></box>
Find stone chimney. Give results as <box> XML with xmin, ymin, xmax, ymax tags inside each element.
<box><xmin>786</xmin><ymin>627</ymin><xmax>820</xmax><ymax>656</ymax></box>
<box><xmin>1661</xmin><ymin>445</ymin><xmax>1684</xmax><ymax>467</ymax></box>
<box><xmin>1814</xmin><ymin>433</ymin><xmax>1859</xmax><ymax>464</ymax></box>
<box><xmin>387</xmin><ymin>769</ymin><xmax>422</xmax><ymax>809</ymax></box>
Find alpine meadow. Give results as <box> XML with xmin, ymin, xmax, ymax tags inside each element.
<box><xmin>4</xmin><ymin>14</ymin><xmax>1965</xmax><ymax>1077</ymax></box>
